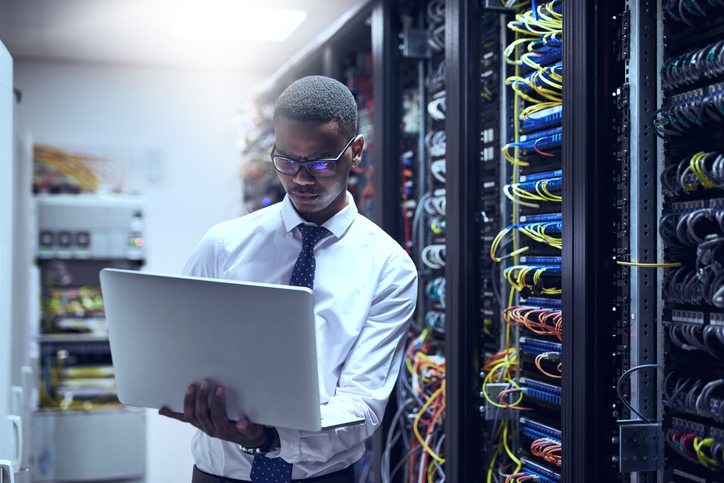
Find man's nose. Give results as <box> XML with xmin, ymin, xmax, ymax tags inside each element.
<box><xmin>293</xmin><ymin>167</ymin><xmax>316</xmax><ymax>185</ymax></box>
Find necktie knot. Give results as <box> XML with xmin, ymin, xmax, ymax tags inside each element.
<box><xmin>298</xmin><ymin>224</ymin><xmax>329</xmax><ymax>247</ymax></box>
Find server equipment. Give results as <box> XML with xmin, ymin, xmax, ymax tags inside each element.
<box><xmin>32</xmin><ymin>194</ymin><xmax>146</xmax><ymax>482</ymax></box>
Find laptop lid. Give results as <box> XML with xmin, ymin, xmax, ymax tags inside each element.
<box><xmin>100</xmin><ymin>268</ymin><xmax>328</xmax><ymax>432</ymax></box>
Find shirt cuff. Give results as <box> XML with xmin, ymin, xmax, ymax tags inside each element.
<box><xmin>273</xmin><ymin>427</ymin><xmax>301</xmax><ymax>462</ymax></box>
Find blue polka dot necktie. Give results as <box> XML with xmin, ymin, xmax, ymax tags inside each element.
<box><xmin>288</xmin><ymin>224</ymin><xmax>329</xmax><ymax>290</ymax></box>
<box><xmin>249</xmin><ymin>224</ymin><xmax>328</xmax><ymax>482</ymax></box>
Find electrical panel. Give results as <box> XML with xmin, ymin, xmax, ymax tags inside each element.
<box><xmin>32</xmin><ymin>194</ymin><xmax>146</xmax><ymax>481</ymax></box>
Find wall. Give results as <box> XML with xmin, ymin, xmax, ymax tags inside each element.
<box><xmin>0</xmin><ymin>39</ymin><xmax>15</xmax><ymax>470</ymax></box>
<box><xmin>14</xmin><ymin>61</ymin><xmax>264</xmax><ymax>483</ymax></box>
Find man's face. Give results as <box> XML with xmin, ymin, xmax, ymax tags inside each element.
<box><xmin>273</xmin><ymin>116</ymin><xmax>363</xmax><ymax>226</ymax></box>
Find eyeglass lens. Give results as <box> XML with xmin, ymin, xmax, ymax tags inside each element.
<box><xmin>273</xmin><ymin>157</ymin><xmax>336</xmax><ymax>177</ymax></box>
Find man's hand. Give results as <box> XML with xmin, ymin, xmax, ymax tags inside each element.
<box><xmin>158</xmin><ymin>379</ymin><xmax>267</xmax><ymax>447</ymax></box>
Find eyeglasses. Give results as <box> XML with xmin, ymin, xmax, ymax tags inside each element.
<box><xmin>270</xmin><ymin>136</ymin><xmax>356</xmax><ymax>178</ymax></box>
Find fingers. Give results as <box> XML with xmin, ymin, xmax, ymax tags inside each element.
<box><xmin>209</xmin><ymin>388</ymin><xmax>263</xmax><ymax>444</ymax></box>
<box><xmin>178</xmin><ymin>381</ymin><xmax>264</xmax><ymax>446</ymax></box>
<box><xmin>195</xmin><ymin>380</ymin><xmax>216</xmax><ymax>435</ymax></box>
<box><xmin>210</xmin><ymin>386</ymin><xmax>236</xmax><ymax>436</ymax></box>
<box><xmin>184</xmin><ymin>384</ymin><xmax>202</xmax><ymax>430</ymax></box>
<box><xmin>158</xmin><ymin>407</ymin><xmax>186</xmax><ymax>423</ymax></box>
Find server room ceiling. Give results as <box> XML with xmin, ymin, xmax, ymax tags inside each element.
<box><xmin>0</xmin><ymin>0</ymin><xmax>363</xmax><ymax>73</ymax></box>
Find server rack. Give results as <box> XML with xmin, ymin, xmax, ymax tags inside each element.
<box><xmin>31</xmin><ymin>194</ymin><xmax>147</xmax><ymax>482</ymax></box>
<box><xmin>240</xmin><ymin>0</ymin><xmax>724</xmax><ymax>480</ymax></box>
<box><xmin>656</xmin><ymin>2</ymin><xmax>724</xmax><ymax>482</ymax></box>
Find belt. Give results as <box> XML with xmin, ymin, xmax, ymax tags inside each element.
<box><xmin>192</xmin><ymin>464</ymin><xmax>355</xmax><ymax>483</ymax></box>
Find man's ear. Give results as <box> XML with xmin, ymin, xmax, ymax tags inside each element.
<box><xmin>351</xmin><ymin>135</ymin><xmax>365</xmax><ymax>167</ymax></box>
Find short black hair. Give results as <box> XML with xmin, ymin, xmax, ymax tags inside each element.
<box><xmin>274</xmin><ymin>76</ymin><xmax>358</xmax><ymax>139</ymax></box>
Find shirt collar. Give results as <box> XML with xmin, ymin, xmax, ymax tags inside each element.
<box><xmin>281</xmin><ymin>191</ymin><xmax>358</xmax><ymax>238</ymax></box>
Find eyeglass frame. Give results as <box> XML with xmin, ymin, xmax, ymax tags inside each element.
<box><xmin>270</xmin><ymin>136</ymin><xmax>357</xmax><ymax>178</ymax></box>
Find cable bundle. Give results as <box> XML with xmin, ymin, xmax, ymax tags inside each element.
<box><xmin>422</xmin><ymin>245</ymin><xmax>446</xmax><ymax>269</ymax></box>
<box><xmin>423</xmin><ymin>194</ymin><xmax>446</xmax><ymax>217</ymax></box>
<box><xmin>426</xmin><ymin>0</ymin><xmax>445</xmax><ymax>52</ymax></box>
<box><xmin>426</xmin><ymin>61</ymin><xmax>446</xmax><ymax>93</ymax></box>
<box><xmin>381</xmin><ymin>330</ymin><xmax>446</xmax><ymax>483</ymax></box>
<box><xmin>533</xmin><ymin>352</ymin><xmax>561</xmax><ymax>379</ymax></box>
<box><xmin>661</xmin><ymin>151</ymin><xmax>724</xmax><ymax>196</ymax></box>
<box><xmin>34</xmin><ymin>144</ymin><xmax>103</xmax><ymax>193</ymax></box>
<box><xmin>667</xmin><ymin>322</ymin><xmax>724</xmax><ymax>358</ymax></box>
<box><xmin>427</xmin><ymin>94</ymin><xmax>447</xmax><ymax>121</ymax></box>
<box><xmin>504</xmin><ymin>473</ymin><xmax>537</xmax><ymax>483</ymax></box>
<box><xmin>665</xmin><ymin>374</ymin><xmax>724</xmax><ymax>422</ymax></box>
<box><xmin>426</xmin><ymin>277</ymin><xmax>446</xmax><ymax>308</ymax></box>
<box><xmin>503</xmin><ymin>176</ymin><xmax>562</xmax><ymax>208</ymax></box>
<box><xmin>662</xmin><ymin>265</ymin><xmax>707</xmax><ymax>305</ymax></box>
<box><xmin>429</xmin><ymin>216</ymin><xmax>446</xmax><ymax>236</ymax></box>
<box><xmin>507</xmin><ymin>63</ymin><xmax>562</xmax><ymax>104</ymax></box>
<box><xmin>653</xmin><ymin>82</ymin><xmax>724</xmax><ymax>137</ymax></box>
<box><xmin>504</xmin><ymin>1</ymin><xmax>563</xmax><ymax>121</ymax></box>
<box><xmin>667</xmin><ymin>429</ymin><xmax>724</xmax><ymax>472</ymax></box>
<box><xmin>503</xmin><ymin>265</ymin><xmax>561</xmax><ymax>297</ymax></box>
<box><xmin>661</xmin><ymin>41</ymin><xmax>724</xmax><ymax>89</ymax></box>
<box><xmin>426</xmin><ymin>311</ymin><xmax>446</xmax><ymax>333</ymax></box>
<box><xmin>491</xmin><ymin>223</ymin><xmax>563</xmax><ymax>262</ymax></box>
<box><xmin>430</xmin><ymin>159</ymin><xmax>446</xmax><ymax>183</ymax></box>
<box><xmin>503</xmin><ymin>305</ymin><xmax>562</xmax><ymax>340</ymax></box>
<box><xmin>530</xmin><ymin>438</ymin><xmax>561</xmax><ymax>467</ymax></box>
<box><xmin>664</xmin><ymin>0</ymin><xmax>724</xmax><ymax>25</ymax></box>
<box><xmin>659</xmin><ymin>210</ymin><xmax>724</xmax><ymax>248</ymax></box>
<box><xmin>425</xmin><ymin>130</ymin><xmax>446</xmax><ymax>158</ymax></box>
<box><xmin>482</xmin><ymin>349</ymin><xmax>529</xmax><ymax>482</ymax></box>
<box><xmin>660</xmin><ymin>237</ymin><xmax>724</xmax><ymax>306</ymax></box>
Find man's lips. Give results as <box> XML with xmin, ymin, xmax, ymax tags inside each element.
<box><xmin>291</xmin><ymin>192</ymin><xmax>319</xmax><ymax>203</ymax></box>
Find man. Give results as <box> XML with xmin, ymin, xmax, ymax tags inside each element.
<box><xmin>159</xmin><ymin>75</ymin><xmax>418</xmax><ymax>483</ymax></box>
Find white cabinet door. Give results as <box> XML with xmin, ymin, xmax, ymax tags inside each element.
<box><xmin>0</xmin><ymin>39</ymin><xmax>18</xmax><ymax>480</ymax></box>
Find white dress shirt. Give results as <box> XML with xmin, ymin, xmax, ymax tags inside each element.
<box><xmin>182</xmin><ymin>192</ymin><xmax>418</xmax><ymax>480</ymax></box>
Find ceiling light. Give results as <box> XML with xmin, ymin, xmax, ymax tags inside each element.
<box><xmin>170</xmin><ymin>1</ymin><xmax>307</xmax><ymax>42</ymax></box>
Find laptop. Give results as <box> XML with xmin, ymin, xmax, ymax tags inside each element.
<box><xmin>99</xmin><ymin>268</ymin><xmax>364</xmax><ymax>432</ymax></box>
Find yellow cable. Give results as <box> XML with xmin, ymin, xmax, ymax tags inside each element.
<box><xmin>503</xmin><ymin>422</ymin><xmax>523</xmax><ymax>472</ymax></box>
<box><xmin>616</xmin><ymin>261</ymin><xmax>682</xmax><ymax>267</ymax></box>
<box><xmin>413</xmin><ymin>381</ymin><xmax>446</xmax><ymax>464</ymax></box>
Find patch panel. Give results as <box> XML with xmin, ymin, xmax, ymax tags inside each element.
<box><xmin>672</xmin><ymin>467</ymin><xmax>714</xmax><ymax>482</ymax></box>
<box><xmin>519</xmin><ymin>256</ymin><xmax>561</xmax><ymax>265</ymax></box>
<box><xmin>520</xmin><ymin>297</ymin><xmax>562</xmax><ymax>309</ymax></box>
<box><xmin>521</xmin><ymin>426</ymin><xmax>561</xmax><ymax>444</ymax></box>
<box><xmin>520</xmin><ymin>44</ymin><xmax>562</xmax><ymax>75</ymax></box>
<box><xmin>506</xmin><ymin>265</ymin><xmax>561</xmax><ymax>277</ymax></box>
<box><xmin>519</xmin><ymin>134</ymin><xmax>562</xmax><ymax>153</ymax></box>
<box><xmin>671</xmin><ymin>417</ymin><xmax>707</xmax><ymax>437</ymax></box>
<box><xmin>519</xmin><ymin>213</ymin><xmax>562</xmax><ymax>223</ymax></box>
<box><xmin>520</xmin><ymin>169</ymin><xmax>563</xmax><ymax>182</ymax></box>
<box><xmin>670</xmin><ymin>199</ymin><xmax>707</xmax><ymax>213</ymax></box>
<box><xmin>516</xmin><ymin>221</ymin><xmax>562</xmax><ymax>234</ymax></box>
<box><xmin>521</xmin><ymin>106</ymin><xmax>562</xmax><ymax>133</ymax></box>
<box><xmin>520</xmin><ymin>376</ymin><xmax>562</xmax><ymax>405</ymax></box>
<box><xmin>520</xmin><ymin>337</ymin><xmax>562</xmax><ymax>354</ymax></box>
<box><xmin>521</xmin><ymin>458</ymin><xmax>562</xmax><ymax>482</ymax></box>
<box><xmin>506</xmin><ymin>177</ymin><xmax>562</xmax><ymax>194</ymax></box>
<box><xmin>520</xmin><ymin>417</ymin><xmax>562</xmax><ymax>441</ymax></box>
<box><xmin>519</xmin><ymin>126</ymin><xmax>563</xmax><ymax>143</ymax></box>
